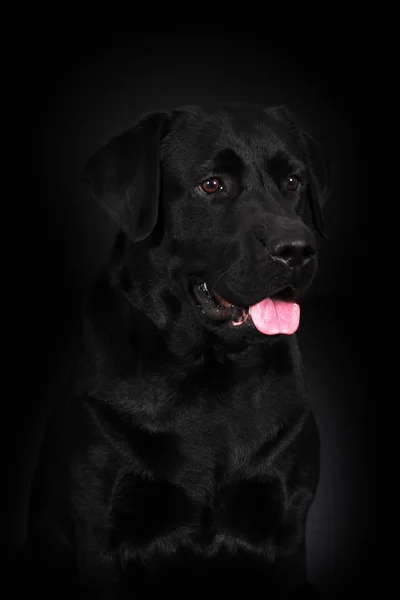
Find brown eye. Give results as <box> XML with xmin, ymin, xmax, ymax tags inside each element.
<box><xmin>286</xmin><ymin>175</ymin><xmax>301</xmax><ymax>192</ymax></box>
<box><xmin>199</xmin><ymin>177</ymin><xmax>226</xmax><ymax>194</ymax></box>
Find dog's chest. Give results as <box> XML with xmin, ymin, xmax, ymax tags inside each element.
<box><xmin>111</xmin><ymin>382</ymin><xmax>288</xmax><ymax>553</ymax></box>
<box><xmin>140</xmin><ymin>368</ymin><xmax>275</xmax><ymax>489</ymax></box>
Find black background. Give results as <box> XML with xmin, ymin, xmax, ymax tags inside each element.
<box><xmin>8</xmin><ymin>14</ymin><xmax>393</xmax><ymax>596</ymax></box>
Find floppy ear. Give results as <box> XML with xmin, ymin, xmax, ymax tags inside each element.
<box><xmin>297</xmin><ymin>128</ymin><xmax>331</xmax><ymax>239</ymax></box>
<box><xmin>82</xmin><ymin>111</ymin><xmax>169</xmax><ymax>242</ymax></box>
<box><xmin>266</xmin><ymin>106</ymin><xmax>331</xmax><ymax>238</ymax></box>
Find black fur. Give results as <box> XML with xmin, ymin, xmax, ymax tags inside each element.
<box><xmin>17</xmin><ymin>104</ymin><xmax>330</xmax><ymax>598</ymax></box>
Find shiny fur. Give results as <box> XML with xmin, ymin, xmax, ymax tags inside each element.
<box><xmin>17</xmin><ymin>104</ymin><xmax>329</xmax><ymax>598</ymax></box>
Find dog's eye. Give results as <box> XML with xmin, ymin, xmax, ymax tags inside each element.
<box><xmin>285</xmin><ymin>175</ymin><xmax>301</xmax><ymax>192</ymax></box>
<box><xmin>199</xmin><ymin>178</ymin><xmax>226</xmax><ymax>194</ymax></box>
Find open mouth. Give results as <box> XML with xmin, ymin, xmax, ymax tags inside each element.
<box><xmin>192</xmin><ymin>282</ymin><xmax>300</xmax><ymax>335</ymax></box>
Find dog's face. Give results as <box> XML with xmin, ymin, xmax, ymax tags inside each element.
<box><xmin>84</xmin><ymin>104</ymin><xmax>330</xmax><ymax>341</ymax></box>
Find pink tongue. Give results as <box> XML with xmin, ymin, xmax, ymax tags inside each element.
<box><xmin>249</xmin><ymin>299</ymin><xmax>300</xmax><ymax>335</ymax></box>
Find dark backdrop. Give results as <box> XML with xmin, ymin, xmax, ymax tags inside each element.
<box><xmin>8</xmin><ymin>17</ymin><xmax>393</xmax><ymax>597</ymax></box>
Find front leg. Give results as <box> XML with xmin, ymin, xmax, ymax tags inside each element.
<box><xmin>73</xmin><ymin>517</ymin><xmax>121</xmax><ymax>599</ymax></box>
<box><xmin>219</xmin><ymin>407</ymin><xmax>320</xmax><ymax>595</ymax></box>
<box><xmin>70</xmin><ymin>461</ymin><xmax>128</xmax><ymax>598</ymax></box>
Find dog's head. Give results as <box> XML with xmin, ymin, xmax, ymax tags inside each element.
<box><xmin>83</xmin><ymin>104</ymin><xmax>330</xmax><ymax>340</ymax></box>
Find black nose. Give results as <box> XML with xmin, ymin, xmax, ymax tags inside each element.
<box><xmin>271</xmin><ymin>238</ymin><xmax>316</xmax><ymax>268</ymax></box>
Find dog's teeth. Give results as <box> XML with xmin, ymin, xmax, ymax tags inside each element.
<box><xmin>202</xmin><ymin>282</ymin><xmax>208</xmax><ymax>292</ymax></box>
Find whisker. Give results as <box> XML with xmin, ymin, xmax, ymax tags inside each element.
<box><xmin>211</xmin><ymin>267</ymin><xmax>232</xmax><ymax>290</ymax></box>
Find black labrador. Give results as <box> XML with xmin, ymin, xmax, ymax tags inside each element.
<box><xmin>18</xmin><ymin>104</ymin><xmax>330</xmax><ymax>598</ymax></box>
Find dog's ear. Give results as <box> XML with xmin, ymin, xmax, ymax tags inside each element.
<box><xmin>82</xmin><ymin>111</ymin><xmax>169</xmax><ymax>242</ymax></box>
<box><xmin>266</xmin><ymin>106</ymin><xmax>331</xmax><ymax>238</ymax></box>
<box><xmin>297</xmin><ymin>128</ymin><xmax>331</xmax><ymax>239</ymax></box>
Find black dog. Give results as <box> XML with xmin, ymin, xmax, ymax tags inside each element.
<box><xmin>18</xmin><ymin>104</ymin><xmax>330</xmax><ymax>598</ymax></box>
